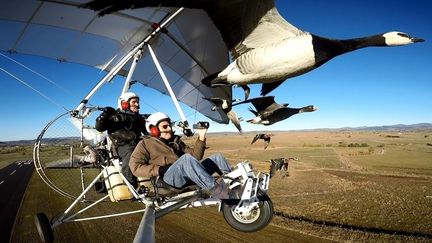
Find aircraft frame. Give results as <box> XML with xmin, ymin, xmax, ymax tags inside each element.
<box><xmin>31</xmin><ymin>7</ymin><xmax>273</xmax><ymax>243</ymax></box>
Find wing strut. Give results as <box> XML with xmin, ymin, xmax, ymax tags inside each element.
<box><xmin>73</xmin><ymin>7</ymin><xmax>185</xmax><ymax>115</ymax></box>
<box><xmin>147</xmin><ymin>44</ymin><xmax>188</xmax><ymax>125</ymax></box>
<box><xmin>122</xmin><ymin>49</ymin><xmax>142</xmax><ymax>94</ymax></box>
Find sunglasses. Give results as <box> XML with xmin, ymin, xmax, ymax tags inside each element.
<box><xmin>161</xmin><ymin>124</ymin><xmax>172</xmax><ymax>129</ymax></box>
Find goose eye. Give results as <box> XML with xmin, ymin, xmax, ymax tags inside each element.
<box><xmin>397</xmin><ymin>33</ymin><xmax>410</xmax><ymax>38</ymax></box>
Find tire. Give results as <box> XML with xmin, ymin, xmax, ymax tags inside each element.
<box><xmin>221</xmin><ymin>191</ymin><xmax>273</xmax><ymax>232</ymax></box>
<box><xmin>35</xmin><ymin>213</ymin><xmax>54</xmax><ymax>243</ymax></box>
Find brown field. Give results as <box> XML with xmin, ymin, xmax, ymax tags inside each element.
<box><xmin>10</xmin><ymin>130</ymin><xmax>432</xmax><ymax>242</ymax></box>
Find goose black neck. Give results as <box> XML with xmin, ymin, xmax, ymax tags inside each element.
<box><xmin>342</xmin><ymin>34</ymin><xmax>387</xmax><ymax>51</ymax></box>
<box><xmin>312</xmin><ymin>34</ymin><xmax>387</xmax><ymax>59</ymax></box>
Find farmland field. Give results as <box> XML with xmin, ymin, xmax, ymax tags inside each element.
<box><xmin>10</xmin><ymin>130</ymin><xmax>432</xmax><ymax>242</ymax></box>
<box><xmin>0</xmin><ymin>145</ymin><xmax>33</xmax><ymax>169</ymax></box>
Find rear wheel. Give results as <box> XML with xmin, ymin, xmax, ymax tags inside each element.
<box><xmin>221</xmin><ymin>191</ymin><xmax>273</xmax><ymax>232</ymax></box>
<box><xmin>35</xmin><ymin>213</ymin><xmax>54</xmax><ymax>243</ymax></box>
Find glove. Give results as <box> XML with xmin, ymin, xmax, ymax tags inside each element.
<box><xmin>98</xmin><ymin>107</ymin><xmax>117</xmax><ymax>121</ymax></box>
<box><xmin>158</xmin><ymin>165</ymin><xmax>171</xmax><ymax>177</ymax></box>
<box><xmin>103</xmin><ymin>106</ymin><xmax>116</xmax><ymax>115</ymax></box>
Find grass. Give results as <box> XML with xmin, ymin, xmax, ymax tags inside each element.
<box><xmin>9</xmin><ymin>130</ymin><xmax>432</xmax><ymax>242</ymax></box>
<box><xmin>0</xmin><ymin>145</ymin><xmax>33</xmax><ymax>169</ymax></box>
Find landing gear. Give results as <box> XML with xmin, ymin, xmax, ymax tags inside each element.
<box><xmin>221</xmin><ymin>192</ymin><xmax>273</xmax><ymax>232</ymax></box>
<box><xmin>35</xmin><ymin>213</ymin><xmax>54</xmax><ymax>243</ymax></box>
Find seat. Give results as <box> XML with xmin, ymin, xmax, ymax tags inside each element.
<box><xmin>138</xmin><ymin>176</ymin><xmax>198</xmax><ymax>198</ymax></box>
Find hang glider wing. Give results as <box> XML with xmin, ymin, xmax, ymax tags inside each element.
<box><xmin>0</xmin><ymin>0</ymin><xmax>231</xmax><ymax>123</ymax></box>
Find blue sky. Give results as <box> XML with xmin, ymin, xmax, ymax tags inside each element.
<box><xmin>1</xmin><ymin>0</ymin><xmax>431</xmax><ymax>141</ymax></box>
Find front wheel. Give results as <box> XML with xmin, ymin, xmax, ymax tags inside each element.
<box><xmin>221</xmin><ymin>192</ymin><xmax>273</xmax><ymax>232</ymax></box>
<box><xmin>35</xmin><ymin>213</ymin><xmax>54</xmax><ymax>243</ymax></box>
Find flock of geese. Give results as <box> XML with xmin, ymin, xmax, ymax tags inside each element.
<box><xmin>83</xmin><ymin>0</ymin><xmax>424</xmax><ymax>135</ymax></box>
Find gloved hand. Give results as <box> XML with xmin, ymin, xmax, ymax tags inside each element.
<box><xmin>97</xmin><ymin>107</ymin><xmax>117</xmax><ymax>124</ymax></box>
<box><xmin>103</xmin><ymin>106</ymin><xmax>117</xmax><ymax>115</ymax></box>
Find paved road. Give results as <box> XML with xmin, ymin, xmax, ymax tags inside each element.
<box><xmin>0</xmin><ymin>161</ymin><xmax>34</xmax><ymax>243</ymax></box>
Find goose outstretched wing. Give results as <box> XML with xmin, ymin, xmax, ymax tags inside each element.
<box><xmin>233</xmin><ymin>0</ymin><xmax>303</xmax><ymax>58</ymax></box>
<box><xmin>251</xmin><ymin>133</ymin><xmax>263</xmax><ymax>144</ymax></box>
<box><xmin>82</xmin><ymin>0</ymin><xmax>303</xmax><ymax>58</ymax></box>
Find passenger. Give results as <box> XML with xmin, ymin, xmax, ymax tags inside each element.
<box><xmin>95</xmin><ymin>92</ymin><xmax>149</xmax><ymax>187</ymax></box>
<box><xmin>129</xmin><ymin>112</ymin><xmax>232</xmax><ymax>199</ymax></box>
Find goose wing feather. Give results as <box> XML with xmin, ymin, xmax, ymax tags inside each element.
<box><xmin>234</xmin><ymin>1</ymin><xmax>303</xmax><ymax>58</ymax></box>
<box><xmin>248</xmin><ymin>107</ymin><xmax>258</xmax><ymax>116</ymax></box>
<box><xmin>233</xmin><ymin>96</ymin><xmax>276</xmax><ymax>112</ymax></box>
<box><xmin>263</xmin><ymin>140</ymin><xmax>270</xmax><ymax>149</ymax></box>
<box><xmin>251</xmin><ymin>96</ymin><xmax>278</xmax><ymax>112</ymax></box>
<box><xmin>265</xmin><ymin>101</ymin><xmax>284</xmax><ymax>111</ymax></box>
<box><xmin>251</xmin><ymin>134</ymin><xmax>260</xmax><ymax>144</ymax></box>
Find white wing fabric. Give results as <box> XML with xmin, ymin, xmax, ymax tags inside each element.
<box><xmin>0</xmin><ymin>0</ymin><xmax>231</xmax><ymax>123</ymax></box>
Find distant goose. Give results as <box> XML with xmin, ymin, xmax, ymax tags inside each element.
<box><xmin>203</xmin><ymin>97</ymin><xmax>242</xmax><ymax>132</ymax></box>
<box><xmin>251</xmin><ymin>133</ymin><xmax>274</xmax><ymax>149</ymax></box>
<box><xmin>83</xmin><ymin>0</ymin><xmax>425</xmax><ymax>97</ymax></box>
<box><xmin>234</xmin><ymin>96</ymin><xmax>317</xmax><ymax>125</ymax></box>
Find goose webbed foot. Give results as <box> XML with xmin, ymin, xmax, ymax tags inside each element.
<box><xmin>240</xmin><ymin>85</ymin><xmax>250</xmax><ymax>100</ymax></box>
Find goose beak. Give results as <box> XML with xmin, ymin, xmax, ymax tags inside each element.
<box><xmin>412</xmin><ymin>37</ymin><xmax>425</xmax><ymax>43</ymax></box>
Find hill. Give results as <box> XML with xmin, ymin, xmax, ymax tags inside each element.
<box><xmin>2</xmin><ymin>123</ymin><xmax>431</xmax><ymax>145</ymax></box>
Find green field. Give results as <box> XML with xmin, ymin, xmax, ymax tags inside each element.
<box><xmin>0</xmin><ymin>145</ymin><xmax>33</xmax><ymax>169</ymax></box>
<box><xmin>8</xmin><ymin>130</ymin><xmax>432</xmax><ymax>242</ymax></box>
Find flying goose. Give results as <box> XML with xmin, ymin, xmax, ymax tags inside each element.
<box><xmin>234</xmin><ymin>96</ymin><xmax>317</xmax><ymax>125</ymax></box>
<box><xmin>251</xmin><ymin>133</ymin><xmax>274</xmax><ymax>149</ymax></box>
<box><xmin>203</xmin><ymin>97</ymin><xmax>242</xmax><ymax>132</ymax></box>
<box><xmin>83</xmin><ymin>0</ymin><xmax>425</xmax><ymax>97</ymax></box>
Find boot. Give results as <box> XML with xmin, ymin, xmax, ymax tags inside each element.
<box><xmin>210</xmin><ymin>180</ymin><xmax>230</xmax><ymax>200</ymax></box>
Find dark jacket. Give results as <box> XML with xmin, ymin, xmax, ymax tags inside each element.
<box><xmin>129</xmin><ymin>135</ymin><xmax>206</xmax><ymax>178</ymax></box>
<box><xmin>95</xmin><ymin>108</ymin><xmax>147</xmax><ymax>146</ymax></box>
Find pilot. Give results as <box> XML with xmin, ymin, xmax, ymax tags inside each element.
<box><xmin>95</xmin><ymin>92</ymin><xmax>149</xmax><ymax>187</ymax></box>
<box><xmin>129</xmin><ymin>112</ymin><xmax>233</xmax><ymax>199</ymax></box>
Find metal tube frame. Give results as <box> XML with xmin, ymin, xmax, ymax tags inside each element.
<box><xmin>33</xmin><ymin>111</ymin><xmax>77</xmax><ymax>199</ymax></box>
<box><xmin>133</xmin><ymin>204</ymin><xmax>155</xmax><ymax>243</ymax></box>
<box><xmin>121</xmin><ymin>49</ymin><xmax>142</xmax><ymax>94</ymax></box>
<box><xmin>47</xmin><ymin>160</ymin><xmax>270</xmax><ymax>240</ymax></box>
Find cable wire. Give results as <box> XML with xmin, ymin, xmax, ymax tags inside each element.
<box><xmin>0</xmin><ymin>67</ymin><xmax>69</xmax><ymax>111</ymax></box>
<box><xmin>0</xmin><ymin>52</ymin><xmax>77</xmax><ymax>98</ymax></box>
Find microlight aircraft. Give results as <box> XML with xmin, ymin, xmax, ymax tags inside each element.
<box><xmin>0</xmin><ymin>1</ymin><xmax>273</xmax><ymax>242</ymax></box>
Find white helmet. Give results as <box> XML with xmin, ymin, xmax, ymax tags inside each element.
<box><xmin>146</xmin><ymin>112</ymin><xmax>170</xmax><ymax>134</ymax></box>
<box><xmin>118</xmin><ymin>92</ymin><xmax>139</xmax><ymax>110</ymax></box>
